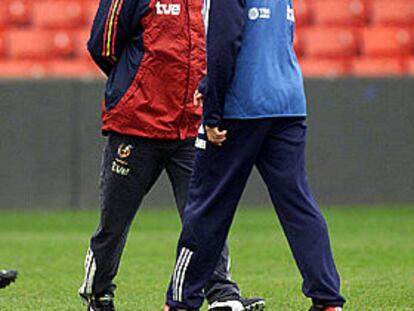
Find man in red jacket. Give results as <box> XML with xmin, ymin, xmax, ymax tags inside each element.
<box><xmin>78</xmin><ymin>1</ymin><xmax>265</xmax><ymax>311</ymax></box>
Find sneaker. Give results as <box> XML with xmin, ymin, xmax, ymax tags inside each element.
<box><xmin>209</xmin><ymin>295</ymin><xmax>265</xmax><ymax>311</ymax></box>
<box><xmin>0</xmin><ymin>269</ymin><xmax>18</xmax><ymax>289</ymax></box>
<box><xmin>309</xmin><ymin>306</ymin><xmax>343</xmax><ymax>311</ymax></box>
<box><xmin>87</xmin><ymin>293</ymin><xmax>116</xmax><ymax>311</ymax></box>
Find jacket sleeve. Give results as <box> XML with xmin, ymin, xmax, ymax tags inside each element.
<box><xmin>202</xmin><ymin>0</ymin><xmax>246</xmax><ymax>127</ymax></box>
<box><xmin>87</xmin><ymin>0</ymin><xmax>143</xmax><ymax>76</ymax></box>
<box><xmin>197</xmin><ymin>76</ymin><xmax>208</xmax><ymax>94</ymax></box>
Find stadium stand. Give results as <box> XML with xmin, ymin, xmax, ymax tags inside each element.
<box><xmin>0</xmin><ymin>0</ymin><xmax>413</xmax><ymax>78</ymax></box>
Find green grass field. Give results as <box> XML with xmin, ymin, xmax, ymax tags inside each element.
<box><xmin>0</xmin><ymin>206</ymin><xmax>413</xmax><ymax>310</ymax></box>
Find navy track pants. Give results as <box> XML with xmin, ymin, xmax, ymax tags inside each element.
<box><xmin>166</xmin><ymin>117</ymin><xmax>346</xmax><ymax>309</ymax></box>
<box><xmin>79</xmin><ymin>134</ymin><xmax>240</xmax><ymax>303</ymax></box>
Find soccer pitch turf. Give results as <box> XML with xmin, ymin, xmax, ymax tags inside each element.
<box><xmin>0</xmin><ymin>206</ymin><xmax>413</xmax><ymax>310</ymax></box>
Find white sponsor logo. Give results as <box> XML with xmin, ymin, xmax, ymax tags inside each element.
<box><xmin>248</xmin><ymin>7</ymin><xmax>271</xmax><ymax>20</ymax></box>
<box><xmin>155</xmin><ymin>1</ymin><xmax>181</xmax><ymax>15</ymax></box>
<box><xmin>111</xmin><ymin>161</ymin><xmax>130</xmax><ymax>176</ymax></box>
<box><xmin>287</xmin><ymin>4</ymin><xmax>295</xmax><ymax>22</ymax></box>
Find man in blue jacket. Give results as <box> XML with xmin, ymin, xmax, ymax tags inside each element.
<box><xmin>79</xmin><ymin>0</ymin><xmax>264</xmax><ymax>310</ymax></box>
<box><xmin>164</xmin><ymin>0</ymin><xmax>346</xmax><ymax>310</ymax></box>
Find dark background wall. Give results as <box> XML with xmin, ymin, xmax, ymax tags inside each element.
<box><xmin>0</xmin><ymin>79</ymin><xmax>413</xmax><ymax>209</ymax></box>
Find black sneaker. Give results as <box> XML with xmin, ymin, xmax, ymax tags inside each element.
<box><xmin>309</xmin><ymin>306</ymin><xmax>343</xmax><ymax>311</ymax></box>
<box><xmin>0</xmin><ymin>269</ymin><xmax>18</xmax><ymax>289</ymax></box>
<box><xmin>209</xmin><ymin>295</ymin><xmax>265</xmax><ymax>311</ymax></box>
<box><xmin>87</xmin><ymin>293</ymin><xmax>116</xmax><ymax>311</ymax></box>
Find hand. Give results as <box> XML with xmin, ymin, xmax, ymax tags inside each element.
<box><xmin>193</xmin><ymin>90</ymin><xmax>203</xmax><ymax>107</ymax></box>
<box><xmin>205</xmin><ymin>126</ymin><xmax>227</xmax><ymax>146</ymax></box>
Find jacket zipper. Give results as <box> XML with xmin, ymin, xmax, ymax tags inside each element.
<box><xmin>177</xmin><ymin>0</ymin><xmax>192</xmax><ymax>140</ymax></box>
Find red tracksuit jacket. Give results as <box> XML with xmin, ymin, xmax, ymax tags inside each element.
<box><xmin>88</xmin><ymin>0</ymin><xmax>206</xmax><ymax>139</ymax></box>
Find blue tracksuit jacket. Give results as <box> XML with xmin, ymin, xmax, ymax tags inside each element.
<box><xmin>202</xmin><ymin>0</ymin><xmax>307</xmax><ymax>126</ymax></box>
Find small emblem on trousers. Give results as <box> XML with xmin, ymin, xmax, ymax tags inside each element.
<box><xmin>117</xmin><ymin>144</ymin><xmax>133</xmax><ymax>159</ymax></box>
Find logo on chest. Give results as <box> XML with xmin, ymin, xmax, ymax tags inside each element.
<box><xmin>248</xmin><ymin>7</ymin><xmax>271</xmax><ymax>20</ymax></box>
<box><xmin>155</xmin><ymin>1</ymin><xmax>181</xmax><ymax>16</ymax></box>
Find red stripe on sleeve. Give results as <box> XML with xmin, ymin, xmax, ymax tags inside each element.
<box><xmin>102</xmin><ymin>0</ymin><xmax>117</xmax><ymax>56</ymax></box>
<box><xmin>110</xmin><ymin>0</ymin><xmax>125</xmax><ymax>56</ymax></box>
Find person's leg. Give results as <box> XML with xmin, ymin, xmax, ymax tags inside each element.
<box><xmin>79</xmin><ymin>134</ymin><xmax>167</xmax><ymax>300</ymax></box>
<box><xmin>255</xmin><ymin>118</ymin><xmax>346</xmax><ymax>307</ymax></box>
<box><xmin>165</xmin><ymin>120</ymin><xmax>271</xmax><ymax>310</ymax></box>
<box><xmin>165</xmin><ymin>139</ymin><xmax>240</xmax><ymax>304</ymax></box>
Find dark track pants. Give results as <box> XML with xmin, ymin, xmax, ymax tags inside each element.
<box><xmin>166</xmin><ymin>118</ymin><xmax>346</xmax><ymax>309</ymax></box>
<box><xmin>79</xmin><ymin>134</ymin><xmax>240</xmax><ymax>303</ymax></box>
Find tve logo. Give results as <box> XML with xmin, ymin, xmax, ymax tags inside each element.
<box><xmin>287</xmin><ymin>5</ymin><xmax>295</xmax><ymax>22</ymax></box>
<box><xmin>155</xmin><ymin>1</ymin><xmax>181</xmax><ymax>16</ymax></box>
<box><xmin>248</xmin><ymin>7</ymin><xmax>271</xmax><ymax>20</ymax></box>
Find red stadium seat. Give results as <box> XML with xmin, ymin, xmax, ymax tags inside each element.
<box><xmin>0</xmin><ymin>0</ymin><xmax>31</xmax><ymax>27</ymax></box>
<box><xmin>299</xmin><ymin>58</ymin><xmax>349</xmax><ymax>77</ymax></box>
<box><xmin>313</xmin><ymin>0</ymin><xmax>368</xmax><ymax>26</ymax></box>
<box><xmin>361</xmin><ymin>27</ymin><xmax>413</xmax><ymax>57</ymax></box>
<box><xmin>293</xmin><ymin>29</ymin><xmax>304</xmax><ymax>57</ymax></box>
<box><xmin>351</xmin><ymin>57</ymin><xmax>403</xmax><ymax>77</ymax></box>
<box><xmin>47</xmin><ymin>59</ymin><xmax>102</xmax><ymax>78</ymax></box>
<box><xmin>7</xmin><ymin>0</ymin><xmax>31</xmax><ymax>26</ymax></box>
<box><xmin>33</xmin><ymin>0</ymin><xmax>84</xmax><ymax>29</ymax></box>
<box><xmin>74</xmin><ymin>30</ymin><xmax>91</xmax><ymax>59</ymax></box>
<box><xmin>293</xmin><ymin>0</ymin><xmax>312</xmax><ymax>26</ymax></box>
<box><xmin>83</xmin><ymin>0</ymin><xmax>99</xmax><ymax>27</ymax></box>
<box><xmin>53</xmin><ymin>31</ymin><xmax>77</xmax><ymax>57</ymax></box>
<box><xmin>406</xmin><ymin>58</ymin><xmax>414</xmax><ymax>76</ymax></box>
<box><xmin>0</xmin><ymin>60</ymin><xmax>47</xmax><ymax>78</ymax></box>
<box><xmin>0</xmin><ymin>7</ymin><xmax>6</xmax><ymax>27</ymax></box>
<box><xmin>0</xmin><ymin>33</ymin><xmax>6</xmax><ymax>57</ymax></box>
<box><xmin>303</xmin><ymin>28</ymin><xmax>358</xmax><ymax>58</ymax></box>
<box><xmin>370</xmin><ymin>0</ymin><xmax>414</xmax><ymax>26</ymax></box>
<box><xmin>7</xmin><ymin>30</ymin><xmax>76</xmax><ymax>59</ymax></box>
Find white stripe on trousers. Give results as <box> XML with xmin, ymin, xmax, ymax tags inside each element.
<box><xmin>173</xmin><ymin>248</ymin><xmax>190</xmax><ymax>301</ymax></box>
<box><xmin>178</xmin><ymin>250</ymin><xmax>193</xmax><ymax>302</ymax></box>
<box><xmin>79</xmin><ymin>248</ymin><xmax>97</xmax><ymax>295</ymax></box>
<box><xmin>172</xmin><ymin>247</ymin><xmax>194</xmax><ymax>302</ymax></box>
<box><xmin>172</xmin><ymin>248</ymin><xmax>187</xmax><ymax>300</ymax></box>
